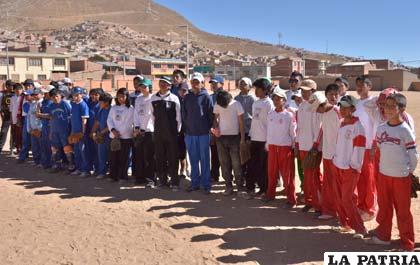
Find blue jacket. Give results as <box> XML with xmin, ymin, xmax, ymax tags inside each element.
<box><xmin>182</xmin><ymin>89</ymin><xmax>213</xmax><ymax>136</ymax></box>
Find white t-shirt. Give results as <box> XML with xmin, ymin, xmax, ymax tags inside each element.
<box><xmin>107</xmin><ymin>105</ymin><xmax>134</xmax><ymax>139</ymax></box>
<box><xmin>296</xmin><ymin>101</ymin><xmax>322</xmax><ymax>151</ymax></box>
<box><xmin>376</xmin><ymin>122</ymin><xmax>418</xmax><ymax>177</ymax></box>
<box><xmin>213</xmin><ymin>100</ymin><xmax>244</xmax><ymax>135</ymax></box>
<box><xmin>354</xmin><ymin>96</ymin><xmax>375</xmax><ymax>149</ymax></box>
<box><xmin>9</xmin><ymin>95</ymin><xmax>21</xmax><ymax>124</ymax></box>
<box><xmin>320</xmin><ymin>106</ymin><xmax>341</xmax><ymax>160</ymax></box>
<box><xmin>249</xmin><ymin>97</ymin><xmax>274</xmax><ymax>142</ymax></box>
<box><xmin>134</xmin><ymin>94</ymin><xmax>154</xmax><ymax>132</ymax></box>
<box><xmin>266</xmin><ymin>109</ymin><xmax>296</xmax><ymax>146</ymax></box>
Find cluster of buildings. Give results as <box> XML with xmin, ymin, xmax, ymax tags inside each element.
<box><xmin>1</xmin><ymin>44</ymin><xmax>420</xmax><ymax>92</ymax></box>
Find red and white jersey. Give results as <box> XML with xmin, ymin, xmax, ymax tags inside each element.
<box><xmin>318</xmin><ymin>106</ymin><xmax>341</xmax><ymax>160</ymax></box>
<box><xmin>296</xmin><ymin>101</ymin><xmax>321</xmax><ymax>151</ymax></box>
<box><xmin>376</xmin><ymin>121</ymin><xmax>418</xmax><ymax>177</ymax></box>
<box><xmin>266</xmin><ymin>109</ymin><xmax>296</xmax><ymax>147</ymax></box>
<box><xmin>354</xmin><ymin>96</ymin><xmax>375</xmax><ymax>149</ymax></box>
<box><xmin>333</xmin><ymin>117</ymin><xmax>366</xmax><ymax>172</ymax></box>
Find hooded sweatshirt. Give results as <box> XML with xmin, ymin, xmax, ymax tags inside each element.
<box><xmin>182</xmin><ymin>88</ymin><xmax>213</xmax><ymax>136</ymax></box>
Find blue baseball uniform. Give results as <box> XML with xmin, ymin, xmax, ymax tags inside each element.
<box><xmin>40</xmin><ymin>99</ymin><xmax>52</xmax><ymax>168</ymax></box>
<box><xmin>96</xmin><ymin>107</ymin><xmax>111</xmax><ymax>175</ymax></box>
<box><xmin>71</xmin><ymin>100</ymin><xmax>89</xmax><ymax>172</ymax></box>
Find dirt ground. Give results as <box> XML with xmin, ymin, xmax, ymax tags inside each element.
<box><xmin>0</xmin><ymin>91</ymin><xmax>419</xmax><ymax>265</ymax></box>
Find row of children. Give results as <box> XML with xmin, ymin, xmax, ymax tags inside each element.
<box><xmin>0</xmin><ymin>71</ymin><xmax>417</xmax><ymax>251</ymax></box>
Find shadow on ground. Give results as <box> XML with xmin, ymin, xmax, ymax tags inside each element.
<box><xmin>0</xmin><ymin>154</ymin><xmax>407</xmax><ymax>264</ymax></box>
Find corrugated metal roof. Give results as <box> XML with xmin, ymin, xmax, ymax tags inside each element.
<box><xmin>137</xmin><ymin>57</ymin><xmax>186</xmax><ymax>64</ymax></box>
<box><xmin>342</xmin><ymin>61</ymin><xmax>370</xmax><ymax>66</ymax></box>
<box><xmin>0</xmin><ymin>51</ymin><xmax>71</xmax><ymax>58</ymax></box>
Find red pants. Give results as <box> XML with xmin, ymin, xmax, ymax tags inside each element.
<box><xmin>334</xmin><ymin>166</ymin><xmax>366</xmax><ymax>234</ymax></box>
<box><xmin>300</xmin><ymin>150</ymin><xmax>323</xmax><ymax>210</ymax></box>
<box><xmin>11</xmin><ymin>124</ymin><xmax>22</xmax><ymax>151</ymax></box>
<box><xmin>267</xmin><ymin>145</ymin><xmax>296</xmax><ymax>204</ymax></box>
<box><xmin>357</xmin><ymin>149</ymin><xmax>376</xmax><ymax>215</ymax></box>
<box><xmin>376</xmin><ymin>173</ymin><xmax>414</xmax><ymax>251</ymax></box>
<box><xmin>321</xmin><ymin>159</ymin><xmax>337</xmax><ymax>216</ymax></box>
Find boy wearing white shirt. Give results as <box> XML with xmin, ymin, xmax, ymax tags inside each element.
<box><xmin>133</xmin><ymin>79</ymin><xmax>155</xmax><ymax>186</ymax></box>
<box><xmin>246</xmin><ymin>78</ymin><xmax>274</xmax><ymax>199</ymax></box>
<box><xmin>310</xmin><ymin>85</ymin><xmax>341</xmax><ymax>220</ymax></box>
<box><xmin>107</xmin><ymin>88</ymin><xmax>134</xmax><ymax>182</ymax></box>
<box><xmin>368</xmin><ymin>93</ymin><xmax>418</xmax><ymax>251</ymax></box>
<box><xmin>266</xmin><ymin>88</ymin><xmax>296</xmax><ymax>207</ymax></box>
<box><xmin>332</xmin><ymin>95</ymin><xmax>367</xmax><ymax>238</ymax></box>
<box><xmin>297</xmin><ymin>79</ymin><xmax>322</xmax><ymax>213</ymax></box>
<box><xmin>213</xmin><ymin>90</ymin><xmax>245</xmax><ymax>196</ymax></box>
<box><xmin>354</xmin><ymin>75</ymin><xmax>376</xmax><ymax>221</ymax></box>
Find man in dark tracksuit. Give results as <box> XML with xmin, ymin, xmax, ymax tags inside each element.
<box><xmin>0</xmin><ymin>80</ymin><xmax>14</xmax><ymax>152</ymax></box>
<box><xmin>151</xmin><ymin>76</ymin><xmax>182</xmax><ymax>190</ymax></box>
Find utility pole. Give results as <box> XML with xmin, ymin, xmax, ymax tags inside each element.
<box><xmin>6</xmin><ymin>40</ymin><xmax>10</xmax><ymax>80</ymax></box>
<box><xmin>178</xmin><ymin>25</ymin><xmax>190</xmax><ymax>77</ymax></box>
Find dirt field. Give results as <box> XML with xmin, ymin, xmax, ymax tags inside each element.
<box><xmin>0</xmin><ymin>91</ymin><xmax>419</xmax><ymax>265</ymax></box>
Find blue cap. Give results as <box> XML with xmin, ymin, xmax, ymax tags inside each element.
<box><xmin>71</xmin><ymin>87</ymin><xmax>84</xmax><ymax>95</ymax></box>
<box><xmin>210</xmin><ymin>76</ymin><xmax>224</xmax><ymax>84</ymax></box>
<box><xmin>23</xmin><ymin>90</ymin><xmax>33</xmax><ymax>95</ymax></box>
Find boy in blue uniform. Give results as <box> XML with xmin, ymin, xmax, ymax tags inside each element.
<box><xmin>91</xmin><ymin>93</ymin><xmax>112</xmax><ymax>179</ymax></box>
<box><xmin>69</xmin><ymin>87</ymin><xmax>90</xmax><ymax>177</ymax></box>
<box><xmin>38</xmin><ymin>86</ymin><xmax>54</xmax><ymax>169</ymax></box>
<box><xmin>17</xmin><ymin>90</ymin><xmax>33</xmax><ymax>163</ymax></box>
<box><xmin>46</xmin><ymin>89</ymin><xmax>72</xmax><ymax>172</ymax></box>
<box><xmin>85</xmin><ymin>88</ymin><xmax>102</xmax><ymax>175</ymax></box>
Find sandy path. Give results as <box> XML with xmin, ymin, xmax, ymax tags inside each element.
<box><xmin>1</xmin><ymin>91</ymin><xmax>420</xmax><ymax>265</ymax></box>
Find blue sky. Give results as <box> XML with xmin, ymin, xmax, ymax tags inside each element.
<box><xmin>155</xmin><ymin>0</ymin><xmax>420</xmax><ymax>66</ymax></box>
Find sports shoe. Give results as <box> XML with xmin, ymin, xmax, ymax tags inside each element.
<box><xmin>223</xmin><ymin>188</ymin><xmax>234</xmax><ymax>196</ymax></box>
<box><xmin>366</xmin><ymin>236</ymin><xmax>391</xmax><ymax>246</ymax></box>
<box><xmin>353</xmin><ymin>233</ymin><xmax>366</xmax><ymax>239</ymax></box>
<box><xmin>80</xmin><ymin>172</ymin><xmax>90</xmax><ymax>178</ymax></box>
<box><xmin>332</xmin><ymin>226</ymin><xmax>352</xmax><ymax>233</ymax></box>
<box><xmin>301</xmin><ymin>205</ymin><xmax>312</xmax><ymax>213</ymax></box>
<box><xmin>96</xmin><ymin>174</ymin><xmax>106</xmax><ymax>179</ymax></box>
<box><xmin>186</xmin><ymin>186</ymin><xmax>200</xmax><ymax>192</ymax></box>
<box><xmin>71</xmin><ymin>170</ymin><xmax>81</xmax><ymax>176</ymax></box>
<box><xmin>318</xmin><ymin>214</ymin><xmax>334</xmax><ymax>220</ymax></box>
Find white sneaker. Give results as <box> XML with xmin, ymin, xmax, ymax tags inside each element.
<box><xmin>71</xmin><ymin>170</ymin><xmax>81</xmax><ymax>175</ymax></box>
<box><xmin>366</xmin><ymin>236</ymin><xmax>391</xmax><ymax>245</ymax></box>
<box><xmin>318</xmin><ymin>214</ymin><xmax>334</xmax><ymax>220</ymax></box>
<box><xmin>353</xmin><ymin>233</ymin><xmax>366</xmax><ymax>239</ymax></box>
<box><xmin>96</xmin><ymin>174</ymin><xmax>106</xmax><ymax>179</ymax></box>
<box><xmin>361</xmin><ymin>212</ymin><xmax>375</xmax><ymax>222</ymax></box>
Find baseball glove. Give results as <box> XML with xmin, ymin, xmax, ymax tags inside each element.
<box><xmin>110</xmin><ymin>138</ymin><xmax>121</xmax><ymax>152</ymax></box>
<box><xmin>68</xmin><ymin>132</ymin><xmax>84</xmax><ymax>144</ymax></box>
<box><xmin>30</xmin><ymin>129</ymin><xmax>42</xmax><ymax>138</ymax></box>
<box><xmin>411</xmin><ymin>174</ymin><xmax>420</xmax><ymax>198</ymax></box>
<box><xmin>302</xmin><ymin>148</ymin><xmax>322</xmax><ymax>170</ymax></box>
<box><xmin>93</xmin><ymin>132</ymin><xmax>105</xmax><ymax>144</ymax></box>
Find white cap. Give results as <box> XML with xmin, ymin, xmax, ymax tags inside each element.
<box><xmin>271</xmin><ymin>86</ymin><xmax>287</xmax><ymax>99</ymax></box>
<box><xmin>239</xmin><ymin>77</ymin><xmax>252</xmax><ymax>87</ymax></box>
<box><xmin>33</xmin><ymin>82</ymin><xmax>42</xmax><ymax>89</ymax></box>
<box><xmin>134</xmin><ymin>75</ymin><xmax>144</xmax><ymax>80</ymax></box>
<box><xmin>308</xmin><ymin>91</ymin><xmax>327</xmax><ymax>112</ymax></box>
<box><xmin>191</xmin><ymin>72</ymin><xmax>204</xmax><ymax>83</ymax></box>
<box><xmin>41</xmin><ymin>85</ymin><xmax>55</xmax><ymax>93</ymax></box>
<box><xmin>62</xmin><ymin>77</ymin><xmax>72</xmax><ymax>84</ymax></box>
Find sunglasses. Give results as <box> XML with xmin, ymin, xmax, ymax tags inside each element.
<box><xmin>289</xmin><ymin>79</ymin><xmax>299</xmax><ymax>83</ymax></box>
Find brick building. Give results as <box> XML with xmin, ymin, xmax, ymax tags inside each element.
<box><xmin>135</xmin><ymin>57</ymin><xmax>186</xmax><ymax>78</ymax></box>
<box><xmin>305</xmin><ymin>59</ymin><xmax>329</xmax><ymax>76</ymax></box>
<box><xmin>271</xmin><ymin>57</ymin><xmax>305</xmax><ymax>77</ymax></box>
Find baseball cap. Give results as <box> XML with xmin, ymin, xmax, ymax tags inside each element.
<box><xmin>271</xmin><ymin>87</ymin><xmax>287</xmax><ymax>99</ymax></box>
<box><xmin>62</xmin><ymin>77</ymin><xmax>72</xmax><ymax>84</ymax></box>
<box><xmin>191</xmin><ymin>72</ymin><xmax>204</xmax><ymax>83</ymax></box>
<box><xmin>378</xmin><ymin>87</ymin><xmax>398</xmax><ymax>102</ymax></box>
<box><xmin>210</xmin><ymin>76</ymin><xmax>224</xmax><ymax>84</ymax></box>
<box><xmin>308</xmin><ymin>91</ymin><xmax>327</xmax><ymax>112</ymax></box>
<box><xmin>23</xmin><ymin>90</ymin><xmax>33</xmax><ymax>95</ymax></box>
<box><xmin>134</xmin><ymin>75</ymin><xmax>144</xmax><ymax>81</ymax></box>
<box><xmin>23</xmin><ymin>79</ymin><xmax>34</xmax><ymax>86</ymax></box>
<box><xmin>41</xmin><ymin>85</ymin><xmax>55</xmax><ymax>93</ymax></box>
<box><xmin>291</xmin><ymin>90</ymin><xmax>302</xmax><ymax>100</ymax></box>
<box><xmin>159</xmin><ymin>76</ymin><xmax>172</xmax><ymax>85</ymax></box>
<box><xmin>32</xmin><ymin>88</ymin><xmax>43</xmax><ymax>95</ymax></box>
<box><xmin>338</xmin><ymin>95</ymin><xmax>358</xmax><ymax>108</ymax></box>
<box><xmin>239</xmin><ymin>77</ymin><xmax>252</xmax><ymax>87</ymax></box>
<box><xmin>300</xmin><ymin>79</ymin><xmax>317</xmax><ymax>91</ymax></box>
<box><xmin>139</xmin><ymin>78</ymin><xmax>152</xmax><ymax>87</ymax></box>
<box><xmin>71</xmin><ymin>87</ymin><xmax>84</xmax><ymax>95</ymax></box>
